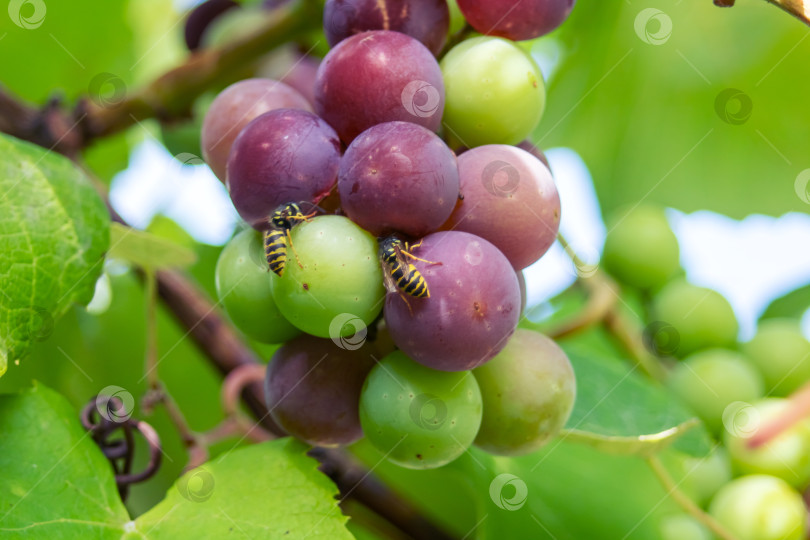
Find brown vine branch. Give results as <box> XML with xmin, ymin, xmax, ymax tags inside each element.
<box><xmin>715</xmin><ymin>0</ymin><xmax>810</xmax><ymax>25</ymax></box>
<box><xmin>154</xmin><ymin>268</ymin><xmax>455</xmax><ymax>539</ymax></box>
<box><xmin>0</xmin><ymin>0</ymin><xmax>319</xmax><ymax>157</ymax></box>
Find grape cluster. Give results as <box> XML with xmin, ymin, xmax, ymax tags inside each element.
<box><xmin>603</xmin><ymin>205</ymin><xmax>810</xmax><ymax>539</ymax></box>
<box><xmin>203</xmin><ymin>0</ymin><xmax>578</xmax><ymax>469</ymax></box>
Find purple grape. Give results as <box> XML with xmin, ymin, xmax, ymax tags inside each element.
<box><xmin>315</xmin><ymin>30</ymin><xmax>445</xmax><ymax>144</ymax></box>
<box><xmin>280</xmin><ymin>54</ymin><xmax>320</xmax><ymax>108</ymax></box>
<box><xmin>324</xmin><ymin>0</ymin><xmax>450</xmax><ymax>56</ymax></box>
<box><xmin>201</xmin><ymin>79</ymin><xmax>312</xmax><ymax>182</ymax></box>
<box><xmin>443</xmin><ymin>144</ymin><xmax>560</xmax><ymax>270</ymax></box>
<box><xmin>338</xmin><ymin>121</ymin><xmax>459</xmax><ymax>237</ymax></box>
<box><xmin>184</xmin><ymin>0</ymin><xmax>239</xmax><ymax>52</ymax></box>
<box><xmin>384</xmin><ymin>231</ymin><xmax>521</xmax><ymax>371</ymax></box>
<box><xmin>516</xmin><ymin>139</ymin><xmax>550</xmax><ymax>168</ymax></box>
<box><xmin>226</xmin><ymin>109</ymin><xmax>341</xmax><ymax>228</ymax></box>
<box><xmin>456</xmin><ymin>0</ymin><xmax>576</xmax><ymax>41</ymax></box>
<box><xmin>264</xmin><ymin>335</ymin><xmax>376</xmax><ymax>447</ymax></box>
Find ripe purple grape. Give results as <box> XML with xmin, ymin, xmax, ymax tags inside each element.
<box><xmin>384</xmin><ymin>231</ymin><xmax>521</xmax><ymax>371</ymax></box>
<box><xmin>184</xmin><ymin>0</ymin><xmax>239</xmax><ymax>51</ymax></box>
<box><xmin>456</xmin><ymin>0</ymin><xmax>576</xmax><ymax>41</ymax></box>
<box><xmin>264</xmin><ymin>335</ymin><xmax>376</xmax><ymax>447</ymax></box>
<box><xmin>315</xmin><ymin>30</ymin><xmax>445</xmax><ymax>144</ymax></box>
<box><xmin>516</xmin><ymin>139</ymin><xmax>550</xmax><ymax>168</ymax></box>
<box><xmin>226</xmin><ymin>109</ymin><xmax>341</xmax><ymax>228</ymax></box>
<box><xmin>443</xmin><ymin>144</ymin><xmax>560</xmax><ymax>270</ymax></box>
<box><xmin>323</xmin><ymin>0</ymin><xmax>450</xmax><ymax>56</ymax></box>
<box><xmin>338</xmin><ymin>121</ymin><xmax>459</xmax><ymax>237</ymax></box>
<box><xmin>201</xmin><ymin>78</ymin><xmax>312</xmax><ymax>182</ymax></box>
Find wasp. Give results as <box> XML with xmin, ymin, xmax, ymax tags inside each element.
<box><xmin>379</xmin><ymin>236</ymin><xmax>441</xmax><ymax>311</ymax></box>
<box><xmin>264</xmin><ymin>202</ymin><xmax>318</xmax><ymax>276</ymax></box>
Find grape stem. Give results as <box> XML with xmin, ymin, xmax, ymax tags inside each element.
<box><xmin>0</xmin><ymin>0</ymin><xmax>321</xmax><ymax>157</ymax></box>
<box><xmin>552</xmin><ymin>234</ymin><xmax>667</xmax><ymax>381</ymax></box>
<box><xmin>646</xmin><ymin>456</ymin><xmax>741</xmax><ymax>540</ymax></box>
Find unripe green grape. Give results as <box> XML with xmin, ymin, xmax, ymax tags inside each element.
<box><xmin>440</xmin><ymin>36</ymin><xmax>545</xmax><ymax>147</ymax></box>
<box><xmin>473</xmin><ymin>330</ymin><xmax>575</xmax><ymax>456</ymax></box>
<box><xmin>659</xmin><ymin>514</ymin><xmax>712</xmax><ymax>540</ymax></box>
<box><xmin>709</xmin><ymin>475</ymin><xmax>806</xmax><ymax>540</ymax></box>
<box><xmin>215</xmin><ymin>229</ymin><xmax>300</xmax><ymax>344</ymax></box>
<box><xmin>359</xmin><ymin>351</ymin><xmax>483</xmax><ymax>469</ymax></box>
<box><xmin>744</xmin><ymin>319</ymin><xmax>810</xmax><ymax>396</ymax></box>
<box><xmin>724</xmin><ymin>398</ymin><xmax>810</xmax><ymax>488</ymax></box>
<box><xmin>681</xmin><ymin>447</ymin><xmax>732</xmax><ymax>507</ymax></box>
<box><xmin>652</xmin><ymin>279</ymin><xmax>738</xmax><ymax>357</ymax></box>
<box><xmin>602</xmin><ymin>205</ymin><xmax>680</xmax><ymax>290</ymax></box>
<box><xmin>668</xmin><ymin>349</ymin><xmax>763</xmax><ymax>433</ymax></box>
<box><xmin>272</xmin><ymin>215</ymin><xmax>385</xmax><ymax>338</ymax></box>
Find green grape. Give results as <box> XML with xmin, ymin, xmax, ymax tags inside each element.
<box><xmin>446</xmin><ymin>0</ymin><xmax>466</xmax><ymax>35</ymax></box>
<box><xmin>668</xmin><ymin>349</ymin><xmax>764</xmax><ymax>433</ymax></box>
<box><xmin>725</xmin><ymin>398</ymin><xmax>810</xmax><ymax>488</ymax></box>
<box><xmin>473</xmin><ymin>329</ymin><xmax>575</xmax><ymax>456</ymax></box>
<box><xmin>652</xmin><ymin>279</ymin><xmax>738</xmax><ymax>357</ymax></box>
<box><xmin>602</xmin><ymin>205</ymin><xmax>680</xmax><ymax>290</ymax></box>
<box><xmin>744</xmin><ymin>319</ymin><xmax>810</xmax><ymax>395</ymax></box>
<box><xmin>359</xmin><ymin>350</ymin><xmax>483</xmax><ymax>469</ymax></box>
<box><xmin>681</xmin><ymin>447</ymin><xmax>732</xmax><ymax>507</ymax></box>
<box><xmin>659</xmin><ymin>514</ymin><xmax>712</xmax><ymax>540</ymax></box>
<box><xmin>440</xmin><ymin>36</ymin><xmax>546</xmax><ymax>147</ymax></box>
<box><xmin>215</xmin><ymin>229</ymin><xmax>300</xmax><ymax>344</ymax></box>
<box><xmin>709</xmin><ymin>475</ymin><xmax>806</xmax><ymax>540</ymax></box>
<box><xmin>272</xmin><ymin>215</ymin><xmax>385</xmax><ymax>339</ymax></box>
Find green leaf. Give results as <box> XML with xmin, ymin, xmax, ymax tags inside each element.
<box><xmin>542</xmin><ymin>1</ymin><xmax>810</xmax><ymax>218</ymax></box>
<box><xmin>760</xmin><ymin>283</ymin><xmax>810</xmax><ymax>320</ymax></box>
<box><xmin>351</xmin><ymin>437</ymin><xmax>685</xmax><ymax>540</ymax></box>
<box><xmin>562</xmin><ymin>343</ymin><xmax>712</xmax><ymax>457</ymax></box>
<box><xmin>0</xmin><ymin>134</ymin><xmax>109</xmax><ymax>375</ymax></box>
<box><xmin>133</xmin><ymin>438</ymin><xmax>352</xmax><ymax>539</ymax></box>
<box><xmin>0</xmin><ymin>384</ymin><xmax>130</xmax><ymax>539</ymax></box>
<box><xmin>108</xmin><ymin>222</ymin><xmax>197</xmax><ymax>270</ymax></box>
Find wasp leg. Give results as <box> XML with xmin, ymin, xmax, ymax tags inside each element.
<box><xmin>286</xmin><ymin>229</ymin><xmax>305</xmax><ymax>269</ymax></box>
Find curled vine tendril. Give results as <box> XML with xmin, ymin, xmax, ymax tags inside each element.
<box><xmin>80</xmin><ymin>396</ymin><xmax>162</xmax><ymax>500</ymax></box>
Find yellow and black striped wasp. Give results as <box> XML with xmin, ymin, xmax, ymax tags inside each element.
<box><xmin>379</xmin><ymin>236</ymin><xmax>442</xmax><ymax>312</ymax></box>
<box><xmin>264</xmin><ymin>202</ymin><xmax>318</xmax><ymax>276</ymax></box>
